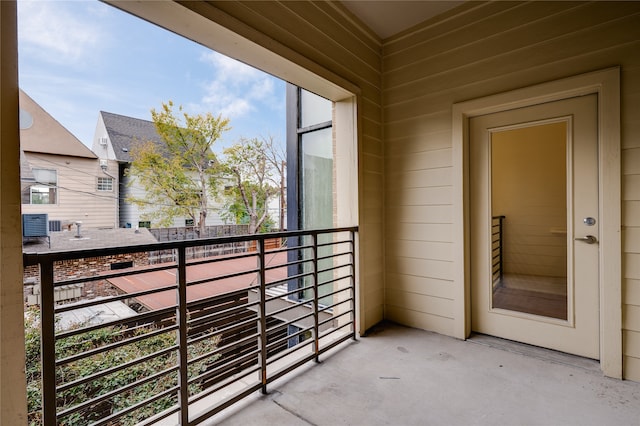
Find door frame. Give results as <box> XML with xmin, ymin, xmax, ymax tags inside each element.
<box><xmin>451</xmin><ymin>67</ymin><xmax>621</xmax><ymax>378</ymax></box>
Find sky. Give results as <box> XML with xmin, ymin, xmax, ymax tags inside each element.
<box><xmin>17</xmin><ymin>0</ymin><xmax>287</xmax><ymax>150</ymax></box>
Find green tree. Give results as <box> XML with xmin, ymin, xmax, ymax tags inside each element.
<box><xmin>127</xmin><ymin>101</ymin><xmax>230</xmax><ymax>236</ymax></box>
<box><xmin>219</xmin><ymin>137</ymin><xmax>281</xmax><ymax>234</ymax></box>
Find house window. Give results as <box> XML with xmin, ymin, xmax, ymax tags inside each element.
<box><xmin>138</xmin><ymin>221</ymin><xmax>151</xmax><ymax>229</ymax></box>
<box><xmin>30</xmin><ymin>168</ymin><xmax>57</xmax><ymax>204</ymax></box>
<box><xmin>97</xmin><ymin>177</ymin><xmax>113</xmax><ymax>191</ymax></box>
<box><xmin>185</xmin><ymin>218</ymin><xmax>194</xmax><ymax>226</ymax></box>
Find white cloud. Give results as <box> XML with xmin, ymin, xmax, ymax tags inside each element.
<box><xmin>18</xmin><ymin>0</ymin><xmax>104</xmax><ymax>66</ymax></box>
<box><xmin>194</xmin><ymin>51</ymin><xmax>280</xmax><ymax>119</ymax></box>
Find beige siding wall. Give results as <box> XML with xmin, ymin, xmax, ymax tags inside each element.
<box><xmin>199</xmin><ymin>1</ymin><xmax>384</xmax><ymax>331</ymax></box>
<box><xmin>22</xmin><ymin>153</ymin><xmax>118</xmax><ymax>229</ymax></box>
<box><xmin>383</xmin><ymin>1</ymin><xmax>640</xmax><ymax>379</ymax></box>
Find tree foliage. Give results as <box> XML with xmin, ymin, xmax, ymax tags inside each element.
<box><xmin>219</xmin><ymin>137</ymin><xmax>283</xmax><ymax>234</ymax></box>
<box><xmin>127</xmin><ymin>101</ymin><xmax>230</xmax><ymax>235</ymax></box>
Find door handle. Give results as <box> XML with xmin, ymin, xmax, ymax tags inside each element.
<box><xmin>574</xmin><ymin>235</ymin><xmax>598</xmax><ymax>244</ymax></box>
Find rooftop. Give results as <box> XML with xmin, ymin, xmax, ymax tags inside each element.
<box><xmin>22</xmin><ymin>227</ymin><xmax>158</xmax><ymax>253</ymax></box>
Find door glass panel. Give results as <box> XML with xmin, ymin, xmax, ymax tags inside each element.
<box><xmin>490</xmin><ymin>121</ymin><xmax>568</xmax><ymax>320</ymax></box>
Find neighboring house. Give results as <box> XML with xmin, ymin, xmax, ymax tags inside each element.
<box><xmin>20</xmin><ymin>90</ymin><xmax>118</xmax><ymax>230</ymax></box>
<box><xmin>92</xmin><ymin>111</ymin><xmax>226</xmax><ymax>229</ymax></box>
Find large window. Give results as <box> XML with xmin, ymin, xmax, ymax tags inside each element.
<box><xmin>30</xmin><ymin>168</ymin><xmax>57</xmax><ymax>204</ymax></box>
<box><xmin>287</xmin><ymin>86</ymin><xmax>334</xmax><ymax>232</ymax></box>
<box><xmin>287</xmin><ymin>86</ymin><xmax>335</xmax><ymax>305</ymax></box>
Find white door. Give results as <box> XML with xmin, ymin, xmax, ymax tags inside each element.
<box><xmin>470</xmin><ymin>94</ymin><xmax>599</xmax><ymax>359</ymax></box>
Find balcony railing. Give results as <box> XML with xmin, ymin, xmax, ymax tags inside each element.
<box><xmin>23</xmin><ymin>227</ymin><xmax>358</xmax><ymax>425</ymax></box>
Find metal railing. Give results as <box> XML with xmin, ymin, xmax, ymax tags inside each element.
<box><xmin>491</xmin><ymin>216</ymin><xmax>505</xmax><ymax>288</ymax></box>
<box><xmin>23</xmin><ymin>227</ymin><xmax>358</xmax><ymax>425</ymax></box>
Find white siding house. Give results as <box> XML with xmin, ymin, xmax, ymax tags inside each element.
<box><xmin>92</xmin><ymin>111</ymin><xmax>226</xmax><ymax>229</ymax></box>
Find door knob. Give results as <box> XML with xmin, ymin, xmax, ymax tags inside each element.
<box><xmin>574</xmin><ymin>235</ymin><xmax>598</xmax><ymax>244</ymax></box>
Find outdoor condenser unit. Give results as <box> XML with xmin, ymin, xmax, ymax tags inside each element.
<box><xmin>22</xmin><ymin>213</ymin><xmax>49</xmax><ymax>237</ymax></box>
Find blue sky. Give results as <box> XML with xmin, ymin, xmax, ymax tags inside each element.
<box><xmin>17</xmin><ymin>0</ymin><xmax>286</xmax><ymax>150</ymax></box>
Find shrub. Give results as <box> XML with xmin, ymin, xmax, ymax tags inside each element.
<box><xmin>25</xmin><ymin>307</ymin><xmax>219</xmax><ymax>425</ymax></box>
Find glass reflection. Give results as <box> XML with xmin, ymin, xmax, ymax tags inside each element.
<box><xmin>490</xmin><ymin>122</ymin><xmax>568</xmax><ymax>320</ymax></box>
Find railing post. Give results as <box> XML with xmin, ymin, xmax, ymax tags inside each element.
<box><xmin>350</xmin><ymin>230</ymin><xmax>357</xmax><ymax>341</ymax></box>
<box><xmin>312</xmin><ymin>232</ymin><xmax>320</xmax><ymax>362</ymax></box>
<box><xmin>40</xmin><ymin>259</ymin><xmax>57</xmax><ymax>425</ymax></box>
<box><xmin>257</xmin><ymin>238</ymin><xmax>268</xmax><ymax>394</ymax></box>
<box><xmin>176</xmin><ymin>247</ymin><xmax>189</xmax><ymax>425</ymax></box>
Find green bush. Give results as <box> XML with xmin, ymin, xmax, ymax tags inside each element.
<box><xmin>25</xmin><ymin>307</ymin><xmax>220</xmax><ymax>425</ymax></box>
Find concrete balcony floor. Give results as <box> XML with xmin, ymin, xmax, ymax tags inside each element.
<box><xmin>210</xmin><ymin>322</ymin><xmax>640</xmax><ymax>426</ymax></box>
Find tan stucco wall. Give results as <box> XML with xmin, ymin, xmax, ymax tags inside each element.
<box><xmin>383</xmin><ymin>1</ymin><xmax>640</xmax><ymax>380</ymax></box>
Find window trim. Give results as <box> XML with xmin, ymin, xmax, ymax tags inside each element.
<box><xmin>30</xmin><ymin>168</ymin><xmax>58</xmax><ymax>205</ymax></box>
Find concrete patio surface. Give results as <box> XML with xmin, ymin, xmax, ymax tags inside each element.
<box><xmin>208</xmin><ymin>321</ymin><xmax>640</xmax><ymax>426</ymax></box>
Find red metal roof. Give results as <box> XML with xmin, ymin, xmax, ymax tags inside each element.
<box><xmin>108</xmin><ymin>251</ymin><xmax>288</xmax><ymax>311</ymax></box>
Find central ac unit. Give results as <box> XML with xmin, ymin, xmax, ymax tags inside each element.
<box><xmin>23</xmin><ymin>213</ymin><xmax>48</xmax><ymax>237</ymax></box>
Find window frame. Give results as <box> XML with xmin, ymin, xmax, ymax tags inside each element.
<box><xmin>97</xmin><ymin>177</ymin><xmax>114</xmax><ymax>192</ymax></box>
<box><xmin>30</xmin><ymin>168</ymin><xmax>58</xmax><ymax>205</ymax></box>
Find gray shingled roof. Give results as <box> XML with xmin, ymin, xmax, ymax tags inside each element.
<box><xmin>100</xmin><ymin>111</ymin><xmax>164</xmax><ymax>162</ymax></box>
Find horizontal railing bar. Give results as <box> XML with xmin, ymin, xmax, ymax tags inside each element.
<box><xmin>186</xmin><ymin>250</ymin><xmax>257</xmax><ymax>267</ymax></box>
<box><xmin>57</xmin><ymin>345</ymin><xmax>178</xmax><ymax>392</ymax></box>
<box><xmin>57</xmin><ymin>365</ymin><xmax>179</xmax><ymax>419</ymax></box>
<box><xmin>317</xmin><ymin>263</ymin><xmax>352</xmax><ymax>275</ymax></box>
<box><xmin>319</xmin><ymin>310</ymin><xmax>353</xmax><ymax>329</ymax></box>
<box><xmin>266</xmin><ymin>352</ymin><xmax>316</xmax><ymax>385</ymax></box>
<box><xmin>318</xmin><ymin>283</ymin><xmax>351</xmax><ymax>299</ymax></box>
<box><xmin>187</xmin><ymin>301</ymin><xmax>259</xmax><ymax>331</ymax></box>
<box><xmin>23</xmin><ymin>227</ymin><xmax>358</xmax><ymax>264</ymax></box>
<box><xmin>186</xmin><ymin>268</ymin><xmax>259</xmax><ymax>288</ymax></box>
<box><xmin>187</xmin><ymin>366</ymin><xmax>261</xmax><ymax>407</ymax></box>
<box><xmin>316</xmin><ymin>251</ymin><xmax>353</xmax><ymax>262</ymax></box>
<box><xmin>191</xmin><ymin>334</ymin><xmax>258</xmax><ymax>366</ymax></box>
<box><xmin>318</xmin><ymin>328</ymin><xmax>355</xmax><ymax>354</ymax></box>
<box><xmin>187</xmin><ymin>285</ymin><xmax>258</xmax><ymax>309</ymax></box>
<box><xmin>55</xmin><ymin>285</ymin><xmax>177</xmax><ymax>314</ymax></box>
<box><xmin>265</xmin><ymin>281</ymin><xmax>315</xmax><ymax>299</ymax></box>
<box><xmin>316</xmin><ymin>273</ymin><xmax>355</xmax><ymax>289</ymax></box>
<box><xmin>267</xmin><ymin>299</ymin><xmax>316</xmax><ymax>319</ymax></box>
<box><xmin>188</xmin><ymin>383</ymin><xmax>263</xmax><ymax>425</ymax></box>
<box><xmin>189</xmin><ymin>350</ymin><xmax>260</xmax><ymax>386</ymax></box>
<box><xmin>56</xmin><ymin>306</ymin><xmax>176</xmax><ymax>339</ymax></box>
<box><xmin>274</xmin><ymin>257</ymin><xmax>312</xmax><ymax>270</ymax></box>
<box><xmin>136</xmin><ymin>403</ymin><xmax>181</xmax><ymax>426</ymax></box>
<box><xmin>56</xmin><ymin>324</ymin><xmax>178</xmax><ymax>366</ymax></box>
<box><xmin>191</xmin><ymin>315</ymin><xmax>258</xmax><ymax>343</ymax></box>
<box><xmin>90</xmin><ymin>384</ymin><xmax>179</xmax><ymax>426</ymax></box>
<box><xmin>264</xmin><ymin>271</ymin><xmax>313</xmax><ymax>291</ymax></box>
<box><xmin>266</xmin><ymin>326</ymin><xmax>313</xmax><ymax>352</ymax></box>
<box><xmin>50</xmin><ymin>262</ymin><xmax>178</xmax><ymax>287</ymax></box>
<box><xmin>316</xmin><ymin>238</ymin><xmax>353</xmax><ymax>249</ymax></box>
<box><xmin>191</xmin><ymin>331</ymin><xmax>257</xmax><ymax>361</ymax></box>
<box><xmin>265</xmin><ymin>338</ymin><xmax>314</xmax><ymax>366</ymax></box>
<box><xmin>318</xmin><ymin>298</ymin><xmax>354</xmax><ymax>317</ymax></box>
